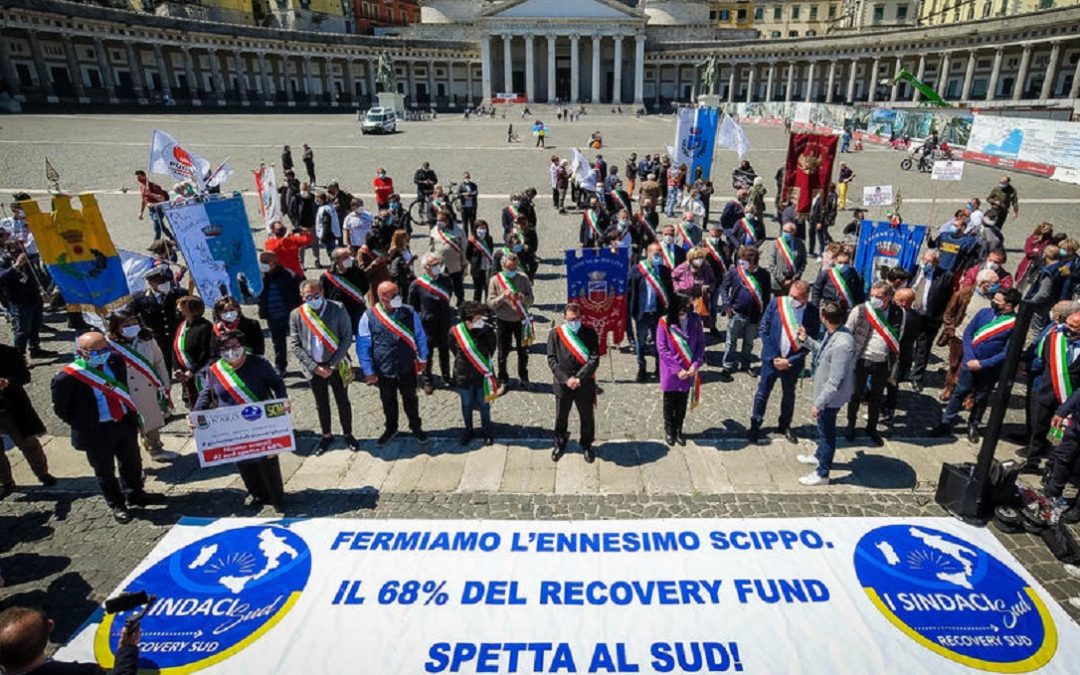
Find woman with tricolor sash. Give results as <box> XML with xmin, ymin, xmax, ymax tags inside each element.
<box><xmin>106</xmin><ymin>309</ymin><xmax>177</xmax><ymax>463</ymax></box>
<box><xmin>172</xmin><ymin>296</ymin><xmax>214</xmax><ymax>411</ymax></box>
<box><xmin>211</xmin><ymin>296</ymin><xmax>265</xmax><ymax>358</ymax></box>
<box><xmin>194</xmin><ymin>330</ymin><xmax>288</xmax><ymax>511</ymax></box>
<box><xmin>656</xmin><ymin>296</ymin><xmax>705</xmax><ymax>447</ymax></box>
<box><xmin>408</xmin><ymin>253</ymin><xmax>455</xmax><ymax>395</ymax></box>
<box><xmin>449</xmin><ymin>301</ymin><xmax>498</xmax><ymax>446</ymax></box>
<box><xmin>466</xmin><ymin>220</ymin><xmax>495</xmax><ymax>302</ymax></box>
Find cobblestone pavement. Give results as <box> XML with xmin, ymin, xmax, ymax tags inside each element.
<box><xmin>0</xmin><ymin>112</ymin><xmax>1078</xmax><ymax>648</ymax></box>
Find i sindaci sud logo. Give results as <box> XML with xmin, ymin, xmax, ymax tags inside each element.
<box><xmin>95</xmin><ymin>525</ymin><xmax>310</xmax><ymax>673</ymax></box>
<box><xmin>854</xmin><ymin>524</ymin><xmax>1057</xmax><ymax>672</ymax></box>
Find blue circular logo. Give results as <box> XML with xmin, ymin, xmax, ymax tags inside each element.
<box><xmin>854</xmin><ymin>524</ymin><xmax>1057</xmax><ymax>672</ymax></box>
<box><xmin>95</xmin><ymin>525</ymin><xmax>310</xmax><ymax>672</ymax></box>
<box><xmin>241</xmin><ymin>405</ymin><xmax>263</xmax><ymax>421</ymax></box>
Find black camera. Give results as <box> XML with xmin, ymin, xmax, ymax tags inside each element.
<box><xmin>104</xmin><ymin>591</ymin><xmax>157</xmax><ymax>630</ymax></box>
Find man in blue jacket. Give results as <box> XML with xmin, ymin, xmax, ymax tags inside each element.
<box><xmin>718</xmin><ymin>245</ymin><xmax>772</xmax><ymax>377</ymax></box>
<box><xmin>749</xmin><ymin>280</ymin><xmax>819</xmax><ymax>443</ymax></box>
<box><xmin>932</xmin><ymin>288</ymin><xmax>1021</xmax><ymax>444</ymax></box>
<box><xmin>627</xmin><ymin>242</ymin><xmax>675</xmax><ymax>383</ymax></box>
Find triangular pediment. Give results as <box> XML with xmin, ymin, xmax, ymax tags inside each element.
<box><xmin>480</xmin><ymin>0</ymin><xmax>644</xmax><ymax>20</ymax></box>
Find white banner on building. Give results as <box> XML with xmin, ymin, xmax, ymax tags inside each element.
<box><xmin>147</xmin><ymin>128</ymin><xmax>211</xmax><ymax>191</ymax></box>
<box><xmin>966</xmin><ymin>113</ymin><xmax>1080</xmax><ymax>183</ymax></box>
<box><xmin>192</xmin><ymin>399</ymin><xmax>295</xmax><ymax>468</ymax></box>
<box><xmin>931</xmin><ymin>160</ymin><xmax>966</xmax><ymax>181</ymax></box>
<box><xmin>863</xmin><ymin>184</ymin><xmax>894</xmax><ymax>206</ymax></box>
<box><xmin>58</xmin><ymin>517</ymin><xmax>1080</xmax><ymax>673</ymax></box>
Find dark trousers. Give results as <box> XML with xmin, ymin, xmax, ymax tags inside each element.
<box><xmin>751</xmin><ymin>360</ymin><xmax>798</xmax><ymax>430</ymax></box>
<box><xmin>634</xmin><ymin>312</ymin><xmax>660</xmax><ymax>371</ymax></box>
<box><xmin>554</xmin><ymin>382</ymin><xmax>596</xmax><ymax>447</ymax></box>
<box><xmin>156</xmin><ymin>335</ymin><xmax>174</xmax><ymax>372</ymax></box>
<box><xmin>815</xmin><ymin>407</ymin><xmax>840</xmax><ymax>477</ymax></box>
<box><xmin>0</xmin><ymin>412</ymin><xmax>49</xmax><ymax>486</ymax></box>
<box><xmin>663</xmin><ymin>390</ymin><xmax>689</xmax><ymax>436</ymax></box>
<box><xmin>471</xmin><ymin>271</ymin><xmax>488</xmax><ymax>302</ymax></box>
<box><xmin>377</xmin><ymin>371</ymin><xmax>423</xmax><ymax>433</ymax></box>
<box><xmin>847</xmin><ymin>358</ymin><xmax>890</xmax><ymax>432</ymax></box>
<box><xmin>809</xmin><ymin>225</ymin><xmax>830</xmax><ymax>255</ymax></box>
<box><xmin>10</xmin><ymin>301</ymin><xmax>43</xmax><ymax>353</ymax></box>
<box><xmin>496</xmin><ymin>318</ymin><xmax>529</xmax><ymax>383</ymax></box>
<box><xmin>422</xmin><ymin>337</ymin><xmax>451</xmax><ymax>385</ymax></box>
<box><xmin>82</xmin><ymin>421</ymin><xmax>143</xmax><ymax>508</ymax></box>
<box><xmin>449</xmin><ymin>271</ymin><xmax>465</xmax><ymax>305</ymax></box>
<box><xmin>460</xmin><ymin>207</ymin><xmax>477</xmax><ymax>234</ymax></box>
<box><xmin>237</xmin><ymin>456</ymin><xmax>284</xmax><ymax>506</ymax></box>
<box><xmin>1042</xmin><ymin>429</ymin><xmax>1080</xmax><ymax>499</ymax></box>
<box><xmin>552</xmin><ymin>187</ymin><xmax>560</xmax><ymax>208</ymax></box>
<box><xmin>908</xmin><ymin>315</ymin><xmax>942</xmax><ymax>384</ymax></box>
<box><xmin>267</xmin><ymin>316</ymin><xmax>290</xmax><ymax>371</ymax></box>
<box><xmin>1026</xmin><ymin>392</ymin><xmax>1058</xmax><ymax>459</ymax></box>
<box><xmin>310</xmin><ymin>369</ymin><xmax>352</xmax><ymax>436</ymax></box>
<box><xmin>943</xmin><ymin>367</ymin><xmax>999</xmax><ymax>428</ymax></box>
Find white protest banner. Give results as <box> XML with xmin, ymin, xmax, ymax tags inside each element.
<box><xmin>718</xmin><ymin>114</ymin><xmax>752</xmax><ymax>159</ymax></box>
<box><xmin>191</xmin><ymin>398</ymin><xmax>294</xmax><ymax>467</ymax></box>
<box><xmin>931</xmin><ymin>160</ymin><xmax>965</xmax><ymax>181</ymax></box>
<box><xmin>148</xmin><ymin>129</ymin><xmax>211</xmax><ymax>191</ymax></box>
<box><xmin>254</xmin><ymin>164</ymin><xmax>283</xmax><ymax>228</ymax></box>
<box><xmin>58</xmin><ymin>517</ymin><xmax>1080</xmax><ymax>674</ymax></box>
<box><xmin>863</xmin><ymin>184</ymin><xmax>894</xmax><ymax>206</ymax></box>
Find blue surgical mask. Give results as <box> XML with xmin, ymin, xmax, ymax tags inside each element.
<box><xmin>835</xmin><ymin>263</ymin><xmax>847</xmax><ymax>272</ymax></box>
<box><xmin>988</xmin><ymin>283</ymin><xmax>1001</xmax><ymax>294</ymax></box>
<box><xmin>651</xmin><ymin>255</ymin><xmax>662</xmax><ymax>267</ymax></box>
<box><xmin>306</xmin><ymin>296</ymin><xmax>324</xmax><ymax>310</ymax></box>
<box><xmin>504</xmin><ymin>269</ymin><xmax>518</xmax><ymax>278</ymax></box>
<box><xmin>566</xmin><ymin>320</ymin><xmax>581</xmax><ymax>333</ymax></box>
<box><xmin>923</xmin><ymin>263</ymin><xmax>934</xmax><ymax>274</ymax></box>
<box><xmin>782</xmin><ymin>233</ymin><xmax>794</xmax><ymax>243</ymax></box>
<box><xmin>84</xmin><ymin>350</ymin><xmax>110</xmax><ymax>367</ymax></box>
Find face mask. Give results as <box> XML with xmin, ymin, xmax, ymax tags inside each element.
<box><xmin>923</xmin><ymin>263</ymin><xmax>934</xmax><ymax>273</ymax></box>
<box><xmin>651</xmin><ymin>255</ymin><xmax>663</xmax><ymax>267</ymax></box>
<box><xmin>402</xmin><ymin>250</ymin><xmax>413</xmax><ymax>262</ymax></box>
<box><xmin>999</xmin><ymin>182</ymin><xmax>1008</xmax><ymax>189</ymax></box>
<box><xmin>430</xmin><ymin>265</ymin><xmax>443</xmax><ymax>277</ymax></box>
<box><xmin>273</xmin><ymin>228</ymin><xmax>286</xmax><ymax>238</ymax></box>
<box><xmin>870</xmin><ymin>297</ymin><xmax>885</xmax><ymax>309</ymax></box>
<box><xmin>1067</xmin><ymin>329</ymin><xmax>1080</xmax><ymax>341</ymax></box>
<box><xmin>156</xmin><ymin>281</ymin><xmax>172</xmax><ymax>293</ymax></box>
<box><xmin>390</xmin><ymin>202</ymin><xmax>401</xmax><ymax>210</ymax></box>
<box><xmin>301</xmin><ymin>190</ymin><xmax>311</xmax><ymax>198</ymax></box>
<box><xmin>988</xmin><ymin>283</ymin><xmax>1001</xmax><ymax>294</ymax></box>
<box><xmin>438</xmin><ymin>221</ymin><xmax>449</xmax><ymax>229</ymax></box>
<box><xmin>477</xmin><ymin>228</ymin><xmax>488</xmax><ymax>238</ymax></box>
<box><xmin>791</xmin><ymin>300</ymin><xmax>806</xmax><ymax>310</ymax></box>
<box><xmin>707</xmin><ymin>236</ymin><xmax>720</xmax><ymax>246</ymax></box>
<box><xmin>471</xmin><ymin>318</ymin><xmax>486</xmax><ymax>330</ymax></box>
<box><xmin>389</xmin><ymin>296</ymin><xmax>403</xmax><ymax>309</ymax></box>
<box><xmin>985</xmin><ymin>261</ymin><xmax>999</xmax><ymax>271</ymax></box>
<box><xmin>340</xmin><ymin>257</ymin><xmax>354</xmax><ymax>269</ymax></box>
<box><xmin>566</xmin><ymin>319</ymin><xmax>581</xmax><ymax>333</ymax></box>
<box><xmin>504</xmin><ymin>268</ymin><xmax>518</xmax><ymax>277</ymax></box>
<box><xmin>991</xmin><ymin>302</ymin><xmax>1003</xmax><ymax>313</ymax></box>
<box><xmin>221</xmin><ymin>310</ymin><xmax>239</xmax><ymax>323</ymax></box>
<box><xmin>85</xmin><ymin>350</ymin><xmax>110</xmax><ymax>367</ymax></box>
<box><xmin>378</xmin><ymin>172</ymin><xmax>386</xmax><ymax>178</ymax></box>
<box><xmin>306</xmin><ymin>296</ymin><xmax>324</xmax><ymax>310</ymax></box>
<box><xmin>692</xmin><ymin>259</ymin><xmax>704</xmax><ymax>268</ymax></box>
<box><xmin>662</xmin><ymin>235</ymin><xmax>674</xmax><ymax>245</ymax></box>
<box><xmin>511</xmin><ymin>201</ymin><xmax>520</xmax><ymax>208</ymax></box>
<box><xmin>738</xmin><ymin>260</ymin><xmax>750</xmax><ymax>270</ymax></box>
<box><xmin>835</xmin><ymin>263</ymin><xmax>847</xmax><ymax>272</ymax></box>
<box><xmin>120</xmin><ymin>324</ymin><xmax>141</xmax><ymax>339</ymax></box>
<box><xmin>783</xmin><ymin>233</ymin><xmax>794</xmax><ymax>243</ymax></box>
<box><xmin>222</xmin><ymin>347</ymin><xmax>245</xmax><ymax>362</ymax></box>
<box><xmin>512</xmin><ymin>244</ymin><xmax>523</xmax><ymax>253</ymax></box>
<box><xmin>678</xmin><ymin>313</ymin><xmax>689</xmax><ymax>326</ymax></box>
<box><xmin>618</xmin><ymin>220</ymin><xmax>628</xmax><ymax>231</ymax></box>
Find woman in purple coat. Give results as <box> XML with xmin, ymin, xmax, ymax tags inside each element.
<box><xmin>657</xmin><ymin>295</ymin><xmax>705</xmax><ymax>446</ymax></box>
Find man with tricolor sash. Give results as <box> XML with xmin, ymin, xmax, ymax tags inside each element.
<box><xmin>718</xmin><ymin>246</ymin><xmax>772</xmax><ymax>377</ymax></box>
<box><xmin>656</xmin><ymin>224</ymin><xmax>686</xmax><ymax>270</ymax></box>
<box><xmin>51</xmin><ymin>332</ymin><xmax>159</xmax><ymax>524</ymax></box>
<box><xmin>1034</xmin><ymin>387</ymin><xmax>1080</xmax><ymax>521</ymax></box>
<box><xmin>547</xmin><ymin>303</ymin><xmax>601</xmax><ymax>463</ymax></box>
<box><xmin>449</xmin><ymin>301</ymin><xmax>498</xmax><ymax>447</ymax></box>
<box><xmin>811</xmin><ymin>246</ymin><xmax>863</xmax><ymax>313</ymax></box>
<box><xmin>321</xmin><ymin>247</ymin><xmax>369</xmax><ymax>328</ymax></box>
<box><xmin>628</xmin><ymin>243</ymin><xmax>676</xmax><ymax>383</ymax></box>
<box><xmin>429</xmin><ymin>213</ymin><xmax>468</xmax><ymax>305</ymax></box>
<box><xmin>578</xmin><ymin>196</ymin><xmax>608</xmax><ymax>248</ymax></box>
<box><xmin>845</xmin><ymin>282</ymin><xmax>906</xmax><ymax>447</ymax></box>
<box><xmin>409</xmin><ymin>253</ymin><xmax>455</xmax><ymax>395</ymax></box>
<box><xmin>487</xmin><ymin>253</ymin><xmax>535</xmax><ymax>393</ymax></box>
<box><xmin>749</xmin><ymin>281</ymin><xmax>819</xmax><ymax>443</ymax></box>
<box><xmin>766</xmin><ymin>222</ymin><xmax>807</xmax><ymax>296</ymax></box>
<box><xmin>932</xmin><ymin>288</ymin><xmax>1021</xmax><ymax>444</ymax></box>
<box><xmin>290</xmin><ymin>279</ymin><xmax>359</xmax><ymax>455</ymax></box>
<box><xmin>1019</xmin><ymin>311</ymin><xmax>1080</xmax><ymax>469</ymax></box>
<box><xmin>702</xmin><ymin>222</ymin><xmax>731</xmax><ymax>335</ymax></box>
<box><xmin>357</xmin><ymin>281</ymin><xmax>430</xmax><ymax>447</ymax></box>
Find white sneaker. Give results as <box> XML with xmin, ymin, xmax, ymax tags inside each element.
<box><xmin>796</xmin><ymin>454</ymin><xmax>818</xmax><ymax>465</ymax></box>
<box><xmin>798</xmin><ymin>471</ymin><xmax>829</xmax><ymax>486</ymax></box>
<box><xmin>149</xmin><ymin>448</ymin><xmax>180</xmax><ymax>462</ymax></box>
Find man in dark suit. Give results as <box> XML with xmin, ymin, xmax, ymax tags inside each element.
<box><xmin>0</xmin><ymin>606</ymin><xmax>139</xmax><ymax>674</ymax></box>
<box><xmin>547</xmin><ymin>303</ymin><xmax>601</xmax><ymax>463</ymax></box>
<box><xmin>749</xmin><ymin>280</ymin><xmax>819</xmax><ymax>443</ymax></box>
<box><xmin>627</xmin><ymin>242</ymin><xmax>675</xmax><ymax>383</ymax></box>
<box><xmin>906</xmin><ymin>250</ymin><xmax>954</xmax><ymax>392</ymax></box>
<box><xmin>51</xmin><ymin>332</ymin><xmax>160</xmax><ymax>523</ymax></box>
<box><xmin>1019</xmin><ymin>311</ymin><xmax>1080</xmax><ymax>469</ymax></box>
<box><xmin>131</xmin><ymin>265</ymin><xmax>187</xmax><ymax>371</ymax></box>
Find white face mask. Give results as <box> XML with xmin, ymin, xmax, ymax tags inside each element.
<box><xmin>156</xmin><ymin>281</ymin><xmax>172</xmax><ymax>293</ymax></box>
<box><xmin>870</xmin><ymin>297</ymin><xmax>885</xmax><ymax>309</ymax></box>
<box><xmin>476</xmin><ymin>228</ymin><xmax>488</xmax><ymax>238</ymax></box>
<box><xmin>662</xmin><ymin>235</ymin><xmax>674</xmax><ymax>245</ymax></box>
<box><xmin>259</xmin><ymin>263</ymin><xmax>271</xmax><ymax>273</ymax></box>
<box><xmin>222</xmin><ymin>347</ymin><xmax>245</xmax><ymax>362</ymax></box>
<box><xmin>341</xmin><ymin>258</ymin><xmax>355</xmax><ymax>269</ymax></box>
<box><xmin>221</xmin><ymin>310</ymin><xmax>239</xmax><ymax>323</ymax></box>
<box><xmin>430</xmin><ymin>264</ymin><xmax>443</xmax><ymax>277</ymax></box>
<box><xmin>692</xmin><ymin>259</ymin><xmax>704</xmax><ymax>268</ymax></box>
<box><xmin>470</xmin><ymin>318</ymin><xmax>486</xmax><ymax>330</ymax></box>
<box><xmin>389</xmin><ymin>296</ymin><xmax>403</xmax><ymax>309</ymax></box>
<box><xmin>738</xmin><ymin>260</ymin><xmax>750</xmax><ymax>270</ymax></box>
<box><xmin>120</xmin><ymin>324</ymin><xmax>141</xmax><ymax>339</ymax></box>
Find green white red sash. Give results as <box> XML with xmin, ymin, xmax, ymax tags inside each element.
<box><xmin>777</xmin><ymin>297</ymin><xmax>801</xmax><ymax>357</ymax></box>
<box><xmin>372</xmin><ymin>303</ymin><xmax>420</xmax><ymax>358</ymax></box>
<box><xmin>209</xmin><ymin>359</ymin><xmax>258</xmax><ymax>404</ymax></box>
<box><xmin>971</xmin><ymin>313</ymin><xmax>1016</xmax><ymax>347</ymax></box>
<box><xmin>737</xmin><ymin>266</ymin><xmax>764</xmax><ymax>311</ymax></box>
<box><xmin>637</xmin><ymin>261</ymin><xmax>669</xmax><ymax>308</ymax></box>
<box><xmin>324</xmin><ymin>272</ymin><xmax>365</xmax><ymax>306</ymax></box>
<box><xmin>1047</xmin><ymin>330</ymin><xmax>1074</xmax><ymax>404</ymax></box>
<box><xmin>828</xmin><ymin>268</ymin><xmax>854</xmax><ymax>307</ymax></box>
<box><xmin>451</xmin><ymin>322</ymin><xmax>499</xmax><ymax>402</ymax></box>
<box><xmin>612</xmin><ymin>190</ymin><xmax>631</xmax><ymax>212</ymax></box>
<box><xmin>415</xmin><ymin>274</ymin><xmax>450</xmax><ymax>303</ymax></box>
<box><xmin>506</xmin><ymin>204</ymin><xmax>522</xmax><ymax>221</ymax></box>
<box><xmin>704</xmin><ymin>239</ymin><xmax>726</xmax><ymax>273</ymax></box>
<box><xmin>430</xmin><ymin>197</ymin><xmax>448</xmax><ymax>215</ymax></box>
<box><xmin>738</xmin><ymin>217</ymin><xmax>756</xmax><ymax>243</ymax></box>
<box><xmin>584</xmin><ymin>209</ymin><xmax>603</xmax><ymax>239</ymax></box>
<box><xmin>434</xmin><ymin>226</ymin><xmax>461</xmax><ymax>253</ymax></box>
<box><xmin>300</xmin><ymin>304</ymin><xmax>340</xmax><ymax>353</ymax></box>
<box><xmin>108</xmin><ymin>339</ymin><xmax>164</xmax><ymax>392</ymax></box>
<box><xmin>493</xmin><ymin>272</ymin><xmax>534</xmax><ymax>345</ymax></box>
<box><xmin>659</xmin><ymin>316</ymin><xmax>701</xmax><ymax>410</ymax></box>
<box><xmin>776</xmin><ymin>236</ymin><xmax>796</xmax><ymax>271</ymax></box>
<box><xmin>635</xmin><ymin>213</ymin><xmax>656</xmax><ymax>241</ymax></box>
<box><xmin>471</xmin><ymin>237</ymin><xmax>494</xmax><ymax>263</ymax></box>
<box><xmin>675</xmin><ymin>220</ymin><xmax>695</xmax><ymax>248</ymax></box>
<box><xmin>556</xmin><ymin>323</ymin><xmax>590</xmax><ymax>366</ymax></box>
<box><xmin>173</xmin><ymin>322</ymin><xmax>194</xmax><ymax>370</ymax></box>
<box><xmin>659</xmin><ymin>243</ymin><xmax>676</xmax><ymax>269</ymax></box>
<box><xmin>63</xmin><ymin>358</ymin><xmax>138</xmax><ymax>418</ymax></box>
<box><xmin>865</xmin><ymin>303</ymin><xmax>900</xmax><ymax>354</ymax></box>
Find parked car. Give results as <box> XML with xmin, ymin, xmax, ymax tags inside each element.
<box><xmin>361</xmin><ymin>107</ymin><xmax>397</xmax><ymax>134</ymax></box>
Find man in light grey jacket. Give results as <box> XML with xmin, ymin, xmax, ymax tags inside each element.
<box><xmin>794</xmin><ymin>300</ymin><xmax>856</xmax><ymax>486</ymax></box>
<box><xmin>290</xmin><ymin>278</ymin><xmax>358</xmax><ymax>455</ymax></box>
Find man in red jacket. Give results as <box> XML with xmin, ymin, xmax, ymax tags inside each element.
<box><xmin>373</xmin><ymin>168</ymin><xmax>395</xmax><ymax>210</ymax></box>
<box><xmin>264</xmin><ymin>220</ymin><xmax>314</xmax><ymax>276</ymax></box>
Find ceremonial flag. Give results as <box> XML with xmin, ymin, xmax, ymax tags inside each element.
<box><xmin>570</xmin><ymin>148</ymin><xmax>592</xmax><ymax>183</ymax></box>
<box><xmin>673</xmin><ymin>107</ymin><xmax>719</xmax><ymax>180</ymax></box>
<box><xmin>20</xmin><ymin>194</ymin><xmax>130</xmax><ymax>314</ymax></box>
<box><xmin>854</xmin><ymin>220</ymin><xmax>928</xmax><ymax>293</ymax></box>
<box><xmin>718</xmin><ymin>115</ymin><xmax>752</xmax><ymax>159</ymax></box>
<box><xmin>148</xmin><ymin>129</ymin><xmax>211</xmax><ymax>191</ymax></box>
<box><xmin>253</xmin><ymin>164</ymin><xmax>282</xmax><ymax>228</ymax></box>
<box><xmin>565</xmin><ymin>246</ymin><xmax>631</xmax><ymax>355</ymax></box>
<box><xmin>782</xmin><ymin>132</ymin><xmax>837</xmax><ymax>213</ymax></box>
<box><xmin>207</xmin><ymin>158</ymin><xmax>234</xmax><ymax>189</ymax></box>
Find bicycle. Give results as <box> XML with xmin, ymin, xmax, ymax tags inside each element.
<box><xmin>407</xmin><ymin>181</ymin><xmax>461</xmax><ymax>229</ymax></box>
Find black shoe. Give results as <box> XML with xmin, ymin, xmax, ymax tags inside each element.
<box><xmin>112</xmin><ymin>507</ymin><xmax>132</xmax><ymax>524</ymax></box>
<box><xmin>583</xmin><ymin>445</ymin><xmax>596</xmax><ymax>463</ymax></box>
<box><xmin>313</xmin><ymin>435</ymin><xmax>333</xmax><ymax>456</ymax></box>
<box><xmin>675</xmin><ymin>432</ymin><xmax>687</xmax><ymax>447</ymax></box>
<box><xmin>748</xmin><ymin>423</ymin><xmax>761</xmax><ymax>443</ymax></box>
<box><xmin>781</xmin><ymin>428</ymin><xmax>798</xmax><ymax>444</ymax></box>
<box><xmin>930</xmin><ymin>422</ymin><xmax>952</xmax><ymax>437</ymax></box>
<box><xmin>28</xmin><ymin>347</ymin><xmax>56</xmax><ymax>358</ymax></box>
<box><xmin>967</xmin><ymin>427</ymin><xmax>981</xmax><ymax>445</ymax></box>
<box><xmin>911</xmin><ymin>382</ymin><xmax>923</xmax><ymax>393</ymax></box>
<box><xmin>665</xmin><ymin>432</ymin><xmax>676</xmax><ymax>446</ymax></box>
<box><xmin>38</xmin><ymin>473</ymin><xmax>57</xmax><ymax>487</ymax></box>
<box><xmin>243</xmin><ymin>494</ymin><xmax>264</xmax><ymax>509</ymax></box>
<box><xmin>484</xmin><ymin>435</ymin><xmax>494</xmax><ymax>446</ymax></box>
<box><xmin>551</xmin><ymin>446</ymin><xmax>565</xmax><ymax>462</ymax></box>
<box><xmin>422</xmin><ymin>381</ymin><xmax>435</xmax><ymax>395</ymax></box>
<box><xmin>128</xmin><ymin>490</ymin><xmax>166</xmax><ymax>507</ymax></box>
<box><xmin>845</xmin><ymin>426</ymin><xmax>856</xmax><ymax>441</ymax></box>
<box><xmin>414</xmin><ymin>429</ymin><xmax>429</xmax><ymax>444</ymax></box>
<box><xmin>719</xmin><ymin>369</ymin><xmax>734</xmax><ymax>382</ymax></box>
<box><xmin>377</xmin><ymin>430</ymin><xmax>398</xmax><ymax>447</ymax></box>
<box><xmin>1063</xmin><ymin>502</ymin><xmax>1080</xmax><ymax>525</ymax></box>
<box><xmin>345</xmin><ymin>435</ymin><xmax>362</xmax><ymax>451</ymax></box>
<box><xmin>1019</xmin><ymin>458</ymin><xmax>1043</xmax><ymax>475</ymax></box>
<box><xmin>460</xmin><ymin>430</ymin><xmax>474</xmax><ymax>446</ymax></box>
<box><xmin>866</xmin><ymin>429</ymin><xmax>884</xmax><ymax>447</ymax></box>
<box><xmin>635</xmin><ymin>369</ymin><xmax>647</xmax><ymax>383</ymax></box>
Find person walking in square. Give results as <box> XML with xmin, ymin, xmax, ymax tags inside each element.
<box><xmin>548</xmin><ymin>303</ymin><xmax>600</xmax><ymax>463</ymax></box>
<box><xmin>302</xmin><ymin>143</ymin><xmax>316</xmax><ymax>185</ymax></box>
<box><xmin>657</xmin><ymin>296</ymin><xmax>705</xmax><ymax>447</ymax></box>
<box><xmin>450</xmin><ymin>301</ymin><xmax>497</xmax><ymax>446</ymax></box>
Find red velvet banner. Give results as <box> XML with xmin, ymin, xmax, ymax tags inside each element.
<box><xmin>782</xmin><ymin>133</ymin><xmax>839</xmax><ymax>213</ymax></box>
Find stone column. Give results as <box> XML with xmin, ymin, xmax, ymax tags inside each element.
<box><xmin>960</xmin><ymin>51</ymin><xmax>976</xmax><ymax>101</ymax></box>
<box><xmin>890</xmin><ymin>57</ymin><xmax>902</xmax><ymax>102</ymax></box>
<box><xmin>502</xmin><ymin>34</ymin><xmax>513</xmax><ymax>95</ymax></box>
<box><xmin>845</xmin><ymin>59</ymin><xmax>858</xmax><ymax>103</ymax></box>
<box><xmin>547</xmin><ymin>35</ymin><xmax>557</xmax><ymax>103</ymax></box>
<box><xmin>1013</xmin><ymin>45</ymin><xmax>1031</xmax><ymax>101</ymax></box>
<box><xmin>94</xmin><ymin>38</ymin><xmax>117</xmax><ymax>102</ymax></box>
<box><xmin>634</xmin><ymin>33</ymin><xmax>644</xmax><ymax>105</ymax></box>
<box><xmin>570</xmin><ymin>35</ymin><xmax>580</xmax><ymax>103</ymax></box>
<box><xmin>426</xmin><ymin>59</ymin><xmax>435</xmax><ymax>103</ymax></box>
<box><xmin>125</xmin><ymin>43</ymin><xmax>147</xmax><ymax>102</ymax></box>
<box><xmin>480</xmin><ymin>35</ymin><xmax>492</xmax><ymax>102</ymax></box>
<box><xmin>325</xmin><ymin>57</ymin><xmax>338</xmax><ymax>105</ymax></box>
<box><xmin>208</xmin><ymin>49</ymin><xmax>227</xmax><ymax>105</ymax></box>
<box><xmin>0</xmin><ymin>35</ymin><xmax>21</xmax><ymax>98</ymax></box>
<box><xmin>28</xmin><ymin>32</ymin><xmax>55</xmax><ymax>100</ymax></box>
<box><xmin>154</xmin><ymin>44</ymin><xmax>174</xmax><ymax>101</ymax></box>
<box><xmin>613</xmin><ymin>35</ymin><xmax>623</xmax><ymax>104</ymax></box>
<box><xmin>525</xmin><ymin>36</ymin><xmax>535</xmax><ymax>102</ymax></box>
<box><xmin>825</xmin><ymin>60</ymin><xmax>836</xmax><ymax>103</ymax></box>
<box><xmin>282</xmin><ymin>56</ymin><xmax>295</xmax><ymax>104</ymax></box>
<box><xmin>868</xmin><ymin>58</ymin><xmax>880</xmax><ymax>103</ymax></box>
<box><xmin>64</xmin><ymin>39</ymin><xmax>87</xmax><ymax>101</ymax></box>
<box><xmin>804</xmin><ymin>61</ymin><xmax>815</xmax><ymax>102</ymax></box>
<box><xmin>1070</xmin><ymin>50</ymin><xmax>1080</xmax><ymax>99</ymax></box>
<box><xmin>936</xmin><ymin>52</ymin><xmax>950</xmax><ymax>98</ymax></box>
<box><xmin>746</xmin><ymin>63</ymin><xmax>756</xmax><ymax>103</ymax></box>
<box><xmin>986</xmin><ymin>48</ymin><xmax>1003</xmax><ymax>101</ymax></box>
<box><xmin>257</xmin><ymin>52</ymin><xmax>273</xmax><ymax>104</ymax></box>
<box><xmin>765</xmin><ymin>62</ymin><xmax>776</xmax><ymax>102</ymax></box>
<box><xmin>912</xmin><ymin>54</ymin><xmax>925</xmax><ymax>102</ymax></box>
<box><xmin>785</xmin><ymin>62</ymin><xmax>795</xmax><ymax>102</ymax></box>
<box><xmin>727</xmin><ymin>63</ymin><xmax>737</xmax><ymax>103</ymax></box>
<box><xmin>465</xmin><ymin>61</ymin><xmax>474</xmax><ymax>103</ymax></box>
<box><xmin>182</xmin><ymin>47</ymin><xmax>200</xmax><ymax>105</ymax></box>
<box><xmin>344</xmin><ymin>59</ymin><xmax>356</xmax><ymax>102</ymax></box>
<box><xmin>234</xmin><ymin>51</ymin><xmax>249</xmax><ymax>104</ymax></box>
<box><xmin>1041</xmin><ymin>42</ymin><xmax>1061</xmax><ymax>100</ymax></box>
<box><xmin>406</xmin><ymin>61</ymin><xmax>417</xmax><ymax>101</ymax></box>
<box><xmin>591</xmin><ymin>35</ymin><xmax>601</xmax><ymax>103</ymax></box>
<box><xmin>303</xmin><ymin>56</ymin><xmax>318</xmax><ymax>106</ymax></box>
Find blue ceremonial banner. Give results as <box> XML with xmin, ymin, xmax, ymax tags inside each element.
<box><xmin>565</xmin><ymin>246</ymin><xmax>630</xmax><ymax>354</ymax></box>
<box><xmin>854</xmin><ymin>220</ymin><xmax>928</xmax><ymax>292</ymax></box>
<box><xmin>162</xmin><ymin>192</ymin><xmax>263</xmax><ymax>306</ymax></box>
<box><xmin>673</xmin><ymin>106</ymin><xmax>720</xmax><ymax>180</ymax></box>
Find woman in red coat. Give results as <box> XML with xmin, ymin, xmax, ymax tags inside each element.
<box><xmin>1015</xmin><ymin>222</ymin><xmax>1065</xmax><ymax>288</ymax></box>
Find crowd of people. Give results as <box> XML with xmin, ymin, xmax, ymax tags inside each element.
<box><xmin>1</xmin><ymin>136</ymin><xmax>1079</xmax><ymax>526</ymax></box>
